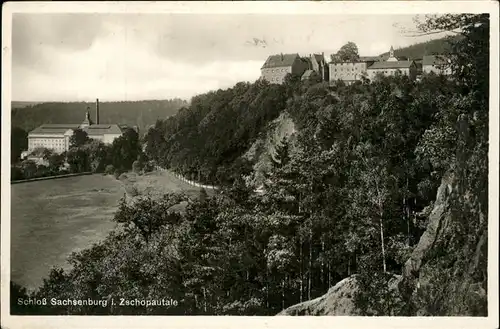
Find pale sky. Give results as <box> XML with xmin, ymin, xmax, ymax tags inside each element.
<box><xmin>12</xmin><ymin>13</ymin><xmax>446</xmax><ymax>102</ymax></box>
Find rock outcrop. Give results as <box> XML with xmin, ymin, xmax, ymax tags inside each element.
<box><xmin>400</xmin><ymin>171</ymin><xmax>455</xmax><ymax>289</ymax></box>
<box><xmin>278</xmin><ymin>274</ymin><xmax>402</xmax><ymax>316</ymax></box>
<box><xmin>277</xmin><ymin>276</ymin><xmax>361</xmax><ymax>316</ymax></box>
<box><xmin>244</xmin><ymin>111</ymin><xmax>297</xmax><ymax>187</ymax></box>
<box><xmin>399</xmin><ymin>170</ymin><xmax>488</xmax><ymax>316</ymax></box>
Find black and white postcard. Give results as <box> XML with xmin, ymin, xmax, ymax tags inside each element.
<box><xmin>1</xmin><ymin>1</ymin><xmax>498</xmax><ymax>329</ymax></box>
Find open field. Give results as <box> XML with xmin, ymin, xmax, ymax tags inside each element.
<box><xmin>120</xmin><ymin>170</ymin><xmax>213</xmax><ymax>199</ymax></box>
<box><xmin>10</xmin><ymin>170</ymin><xmax>211</xmax><ymax>291</ymax></box>
<box><xmin>11</xmin><ymin>174</ymin><xmax>125</xmax><ymax>290</ymax></box>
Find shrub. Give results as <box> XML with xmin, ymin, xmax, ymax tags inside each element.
<box><xmin>143</xmin><ymin>160</ymin><xmax>156</xmax><ymax>173</ymax></box>
<box><xmin>114</xmin><ymin>169</ymin><xmax>123</xmax><ymax>180</ymax></box>
<box><xmin>105</xmin><ymin>164</ymin><xmax>115</xmax><ymax>175</ymax></box>
<box><xmin>198</xmin><ymin>188</ymin><xmax>208</xmax><ymax>202</ymax></box>
<box><xmin>59</xmin><ymin>169</ymin><xmax>70</xmax><ymax>175</ymax></box>
<box><xmin>353</xmin><ymin>258</ymin><xmax>406</xmax><ymax>316</ymax></box>
<box><xmin>11</xmin><ymin>166</ymin><xmax>24</xmax><ymax>181</ymax></box>
<box><xmin>125</xmin><ymin>184</ymin><xmax>140</xmax><ymax>197</ymax></box>
<box><xmin>132</xmin><ymin>160</ymin><xmax>142</xmax><ymax>174</ymax></box>
<box><xmin>11</xmin><ymin>281</ymin><xmax>32</xmax><ymax>315</ymax></box>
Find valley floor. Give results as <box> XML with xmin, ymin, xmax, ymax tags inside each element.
<box><xmin>10</xmin><ymin>170</ymin><xmax>204</xmax><ymax>291</ymax></box>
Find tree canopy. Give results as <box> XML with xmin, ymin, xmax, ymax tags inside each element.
<box><xmin>331</xmin><ymin>41</ymin><xmax>360</xmax><ymax>63</ymax></box>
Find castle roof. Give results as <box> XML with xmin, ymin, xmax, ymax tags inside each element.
<box><xmin>368</xmin><ymin>60</ymin><xmax>415</xmax><ymax>70</ymax></box>
<box><xmin>261</xmin><ymin>53</ymin><xmax>300</xmax><ymax>68</ymax></box>
<box><xmin>311</xmin><ymin>53</ymin><xmax>325</xmax><ymax>64</ymax></box>
<box><xmin>29</xmin><ymin>124</ymin><xmax>80</xmax><ymax>135</ymax></box>
<box><xmin>29</xmin><ymin>123</ymin><xmax>123</xmax><ymax>136</ymax></box>
<box><xmin>329</xmin><ymin>56</ymin><xmax>380</xmax><ymax>65</ymax></box>
<box><xmin>84</xmin><ymin>124</ymin><xmax>123</xmax><ymax>135</ymax></box>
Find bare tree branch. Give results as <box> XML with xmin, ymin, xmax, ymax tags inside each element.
<box><xmin>405</xmin><ymin>30</ymin><xmax>461</xmax><ymax>37</ymax></box>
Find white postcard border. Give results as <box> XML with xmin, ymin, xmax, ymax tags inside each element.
<box><xmin>1</xmin><ymin>2</ymin><xmax>498</xmax><ymax>329</ymax></box>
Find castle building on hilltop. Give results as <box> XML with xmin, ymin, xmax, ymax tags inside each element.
<box><xmin>386</xmin><ymin>46</ymin><xmax>398</xmax><ymax>62</ymax></box>
<box><xmin>422</xmin><ymin>55</ymin><xmax>452</xmax><ymax>75</ymax></box>
<box><xmin>366</xmin><ymin>46</ymin><xmax>418</xmax><ymax>80</ymax></box>
<box><xmin>26</xmin><ymin>99</ymin><xmax>125</xmax><ymax>155</ymax></box>
<box><xmin>366</xmin><ymin>60</ymin><xmax>418</xmax><ymax>80</ymax></box>
<box><xmin>301</xmin><ymin>53</ymin><xmax>329</xmax><ymax>82</ymax></box>
<box><xmin>260</xmin><ymin>53</ymin><xmax>310</xmax><ymax>84</ymax></box>
<box><xmin>329</xmin><ymin>60</ymin><xmax>375</xmax><ymax>85</ymax></box>
<box><xmin>260</xmin><ymin>45</ymin><xmax>451</xmax><ymax>86</ymax></box>
<box><xmin>260</xmin><ymin>53</ymin><xmax>330</xmax><ymax>84</ymax></box>
<box><xmin>329</xmin><ymin>46</ymin><xmax>418</xmax><ymax>84</ymax></box>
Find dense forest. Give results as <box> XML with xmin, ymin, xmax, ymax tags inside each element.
<box><xmin>142</xmin><ymin>77</ymin><xmax>301</xmax><ymax>186</ymax></box>
<box><xmin>11</xmin><ymin>99</ymin><xmax>187</xmax><ymax>134</ymax></box>
<box><xmin>378</xmin><ymin>35</ymin><xmax>458</xmax><ymax>60</ymax></box>
<box><xmin>11</xmin><ymin>14</ymin><xmax>489</xmax><ymax>316</ymax></box>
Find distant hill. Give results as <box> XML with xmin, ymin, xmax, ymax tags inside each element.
<box><xmin>11</xmin><ymin>99</ymin><xmax>188</xmax><ymax>135</ymax></box>
<box><xmin>11</xmin><ymin>101</ymin><xmax>44</xmax><ymax>109</ymax></box>
<box><xmin>378</xmin><ymin>36</ymin><xmax>460</xmax><ymax>61</ymax></box>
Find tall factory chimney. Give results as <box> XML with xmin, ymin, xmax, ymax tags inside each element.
<box><xmin>95</xmin><ymin>98</ymin><xmax>100</xmax><ymax>124</ymax></box>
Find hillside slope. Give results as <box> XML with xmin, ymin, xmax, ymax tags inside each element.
<box><xmin>11</xmin><ymin>101</ymin><xmax>43</xmax><ymax>109</ymax></box>
<box><xmin>243</xmin><ymin>110</ymin><xmax>298</xmax><ymax>188</ymax></box>
<box><xmin>11</xmin><ymin>99</ymin><xmax>187</xmax><ymax>134</ymax></box>
<box><xmin>378</xmin><ymin>36</ymin><xmax>458</xmax><ymax>60</ymax></box>
<box><xmin>144</xmin><ymin>80</ymin><xmax>292</xmax><ymax>186</ymax></box>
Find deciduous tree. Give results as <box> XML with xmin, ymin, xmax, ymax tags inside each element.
<box><xmin>331</xmin><ymin>41</ymin><xmax>360</xmax><ymax>63</ymax></box>
<box><xmin>69</xmin><ymin>128</ymin><xmax>89</xmax><ymax>148</ymax></box>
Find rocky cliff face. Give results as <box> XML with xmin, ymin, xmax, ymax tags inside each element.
<box><xmin>278</xmin><ymin>170</ymin><xmax>488</xmax><ymax>316</ymax></box>
<box><xmin>399</xmin><ymin>170</ymin><xmax>488</xmax><ymax>316</ymax></box>
<box><xmin>278</xmin><ymin>275</ymin><xmax>401</xmax><ymax>316</ymax></box>
<box><xmin>244</xmin><ymin>111</ymin><xmax>297</xmax><ymax>187</ymax></box>
<box><xmin>277</xmin><ymin>276</ymin><xmax>361</xmax><ymax>316</ymax></box>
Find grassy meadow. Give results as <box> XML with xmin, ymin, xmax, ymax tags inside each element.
<box><xmin>120</xmin><ymin>170</ymin><xmax>213</xmax><ymax>199</ymax></box>
<box><xmin>10</xmin><ymin>171</ymin><xmax>209</xmax><ymax>291</ymax></box>
<box><xmin>11</xmin><ymin>174</ymin><xmax>125</xmax><ymax>290</ymax></box>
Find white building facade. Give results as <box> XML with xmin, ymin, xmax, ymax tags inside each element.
<box><xmin>26</xmin><ymin>100</ymin><xmax>124</xmax><ymax>155</ymax></box>
<box><xmin>28</xmin><ymin>127</ymin><xmax>75</xmax><ymax>154</ymax></box>
<box><xmin>366</xmin><ymin>61</ymin><xmax>418</xmax><ymax>80</ymax></box>
<box><xmin>260</xmin><ymin>53</ymin><xmax>310</xmax><ymax>84</ymax></box>
<box><xmin>422</xmin><ymin>55</ymin><xmax>452</xmax><ymax>75</ymax></box>
<box><xmin>329</xmin><ymin>61</ymin><xmax>372</xmax><ymax>84</ymax></box>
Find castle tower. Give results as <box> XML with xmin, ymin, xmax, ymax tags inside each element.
<box><xmin>80</xmin><ymin>107</ymin><xmax>93</xmax><ymax>128</ymax></box>
<box><xmin>387</xmin><ymin>45</ymin><xmax>398</xmax><ymax>62</ymax></box>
